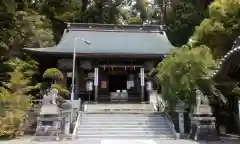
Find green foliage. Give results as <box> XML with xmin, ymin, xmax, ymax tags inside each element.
<box><xmin>0</xmin><ymin>69</ymin><xmax>32</xmax><ymax>138</ymax></box>
<box><xmin>156</xmin><ymin>46</ymin><xmax>225</xmax><ymax>110</ymax></box>
<box><xmin>192</xmin><ymin>0</ymin><xmax>240</xmax><ymax>57</ymax></box>
<box><xmin>32</xmin><ymin>82</ymin><xmax>48</xmax><ymax>91</ymax></box>
<box><xmin>166</xmin><ymin>0</ymin><xmax>208</xmax><ymax>46</ymax></box>
<box><xmin>4</xmin><ymin>58</ymin><xmax>39</xmax><ymax>77</ymax></box>
<box><xmin>0</xmin><ymin>9</ymin><xmax>54</xmax><ymax>59</ymax></box>
<box><xmin>0</xmin><ymin>58</ymin><xmax>38</xmax><ymax>138</ymax></box>
<box><xmin>39</xmin><ymin>68</ymin><xmax>68</xmax><ymax>108</ymax></box>
<box><xmin>40</xmin><ymin>0</ymin><xmax>82</xmax><ymax>21</ymax></box>
<box><xmin>43</xmin><ymin>68</ymin><xmax>64</xmax><ymax>81</ymax></box>
<box><xmin>51</xmin><ymin>84</ymin><xmax>70</xmax><ymax>97</ymax></box>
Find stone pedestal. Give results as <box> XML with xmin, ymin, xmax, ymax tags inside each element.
<box><xmin>189</xmin><ymin>105</ymin><xmax>220</xmax><ymax>141</ymax></box>
<box><xmin>61</xmin><ymin>111</ymin><xmax>71</xmax><ymax>134</ymax></box>
<box><xmin>189</xmin><ymin>89</ymin><xmax>220</xmax><ymax>141</ymax></box>
<box><xmin>33</xmin><ymin>89</ymin><xmax>62</xmax><ymax>141</ymax></box>
<box><xmin>175</xmin><ymin>101</ymin><xmax>186</xmax><ymax>136</ymax></box>
<box><xmin>34</xmin><ymin>105</ymin><xmax>62</xmax><ymax>141</ymax></box>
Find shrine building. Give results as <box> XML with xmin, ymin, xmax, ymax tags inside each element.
<box><xmin>24</xmin><ymin>23</ymin><xmax>173</xmax><ymax>103</ymax></box>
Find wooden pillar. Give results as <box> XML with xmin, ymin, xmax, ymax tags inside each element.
<box><xmin>94</xmin><ymin>67</ymin><xmax>99</xmax><ymax>102</ymax></box>
<box><xmin>140</xmin><ymin>68</ymin><xmax>145</xmax><ymax>102</ymax></box>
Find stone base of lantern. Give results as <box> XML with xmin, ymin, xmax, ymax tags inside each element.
<box><xmin>189</xmin><ymin>114</ymin><xmax>220</xmax><ymax>141</ymax></box>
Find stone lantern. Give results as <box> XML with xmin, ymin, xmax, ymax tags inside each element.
<box><xmin>189</xmin><ymin>89</ymin><xmax>220</xmax><ymax>141</ymax></box>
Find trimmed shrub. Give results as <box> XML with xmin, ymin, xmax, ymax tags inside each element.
<box><xmin>43</xmin><ymin>68</ymin><xmax>63</xmax><ymax>81</ymax></box>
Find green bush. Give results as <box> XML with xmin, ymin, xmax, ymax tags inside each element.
<box><xmin>51</xmin><ymin>84</ymin><xmax>70</xmax><ymax>97</ymax></box>
<box><xmin>0</xmin><ymin>69</ymin><xmax>32</xmax><ymax>138</ymax></box>
<box><xmin>43</xmin><ymin>68</ymin><xmax>63</xmax><ymax>81</ymax></box>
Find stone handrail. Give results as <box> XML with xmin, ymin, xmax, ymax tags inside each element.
<box><xmin>157</xmin><ymin>98</ymin><xmax>179</xmax><ymax>139</ymax></box>
<box><xmin>72</xmin><ymin>99</ymin><xmax>84</xmax><ymax>140</ymax></box>
<box><xmin>72</xmin><ymin>110</ymin><xmax>82</xmax><ymax>139</ymax></box>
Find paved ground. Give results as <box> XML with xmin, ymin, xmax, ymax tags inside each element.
<box><xmin>0</xmin><ymin>139</ymin><xmax>197</xmax><ymax>144</ymax></box>
<box><xmin>1</xmin><ymin>137</ymin><xmax>240</xmax><ymax>144</ymax></box>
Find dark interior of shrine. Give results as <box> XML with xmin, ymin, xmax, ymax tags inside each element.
<box><xmin>108</xmin><ymin>74</ymin><xmax>127</xmax><ymax>92</ymax></box>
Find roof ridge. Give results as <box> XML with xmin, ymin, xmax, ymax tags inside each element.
<box><xmin>66</xmin><ymin>23</ymin><xmax>166</xmax><ymax>32</ymax></box>
<box><xmin>67</xmin><ymin>29</ymin><xmax>164</xmax><ymax>34</ymax></box>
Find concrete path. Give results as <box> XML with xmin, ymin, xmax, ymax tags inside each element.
<box><xmin>1</xmin><ymin>137</ymin><xmax>240</xmax><ymax>144</ymax></box>
<box><xmin>0</xmin><ymin>139</ymin><xmax>195</xmax><ymax>144</ymax></box>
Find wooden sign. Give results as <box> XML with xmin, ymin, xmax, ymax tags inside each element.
<box><xmin>101</xmin><ymin>81</ymin><xmax>107</xmax><ymax>88</ymax></box>
<box><xmin>140</xmin><ymin>68</ymin><xmax>144</xmax><ymax>86</ymax></box>
<box><xmin>94</xmin><ymin>68</ymin><xmax>98</xmax><ymax>86</ymax></box>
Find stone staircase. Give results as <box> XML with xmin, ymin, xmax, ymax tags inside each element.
<box><xmin>73</xmin><ymin>104</ymin><xmax>175</xmax><ymax>143</ymax></box>
<box><xmin>97</xmin><ymin>93</ymin><xmax>141</xmax><ymax>103</ymax></box>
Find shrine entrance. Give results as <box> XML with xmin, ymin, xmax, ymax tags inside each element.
<box><xmin>108</xmin><ymin>74</ymin><xmax>127</xmax><ymax>93</ymax></box>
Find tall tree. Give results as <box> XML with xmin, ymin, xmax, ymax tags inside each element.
<box><xmin>156</xmin><ymin>46</ymin><xmax>225</xmax><ymax>111</ymax></box>
<box><xmin>166</xmin><ymin>0</ymin><xmax>211</xmax><ymax>47</ymax></box>
<box><xmin>0</xmin><ymin>59</ymin><xmax>37</xmax><ymax>138</ymax></box>
<box><xmin>192</xmin><ymin>0</ymin><xmax>240</xmax><ymax>57</ymax></box>
<box><xmin>0</xmin><ymin>10</ymin><xmax>54</xmax><ymax>59</ymax></box>
<box><xmin>83</xmin><ymin>0</ymin><xmax>128</xmax><ymax>24</ymax></box>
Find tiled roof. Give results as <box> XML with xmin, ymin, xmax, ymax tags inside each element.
<box><xmin>24</xmin><ymin>23</ymin><xmax>173</xmax><ymax>58</ymax></box>
<box><xmin>211</xmin><ymin>36</ymin><xmax>240</xmax><ymax>78</ymax></box>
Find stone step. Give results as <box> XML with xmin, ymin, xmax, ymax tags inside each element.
<box><xmin>77</xmin><ymin>127</ymin><xmax>171</xmax><ymax>131</ymax></box>
<box><xmin>81</xmin><ymin>114</ymin><xmax>163</xmax><ymax>117</ymax></box>
<box><xmin>84</xmin><ymin>110</ymin><xmax>156</xmax><ymax>113</ymax></box>
<box><xmin>81</xmin><ymin>118</ymin><xmax>165</xmax><ymax>121</ymax></box>
<box><xmin>77</xmin><ymin>131</ymin><xmax>173</xmax><ymax>136</ymax></box>
<box><xmin>80</xmin><ymin>120</ymin><xmax>166</xmax><ymax>124</ymax></box>
<box><xmin>86</xmin><ymin>104</ymin><xmax>152</xmax><ymax>110</ymax></box>
<box><xmin>81</xmin><ymin>116</ymin><xmax>164</xmax><ymax>118</ymax></box>
<box><xmin>82</xmin><ymin>113</ymin><xmax>159</xmax><ymax>116</ymax></box>
<box><xmin>81</xmin><ymin>113</ymin><xmax>163</xmax><ymax>116</ymax></box>
<box><xmin>74</xmin><ymin>104</ymin><xmax>174</xmax><ymax>140</ymax></box>
<box><xmin>78</xmin><ymin>124</ymin><xmax>170</xmax><ymax>128</ymax></box>
<box><xmin>81</xmin><ymin>118</ymin><xmax>166</xmax><ymax>121</ymax></box>
<box><xmin>79</xmin><ymin>121</ymin><xmax>167</xmax><ymax>125</ymax></box>
<box><xmin>84</xmin><ymin>112</ymin><xmax>156</xmax><ymax>114</ymax></box>
<box><xmin>98</xmin><ymin>96</ymin><xmax>141</xmax><ymax>99</ymax></box>
<box><xmin>76</xmin><ymin>135</ymin><xmax>174</xmax><ymax>139</ymax></box>
<box><xmin>86</xmin><ymin>109</ymin><xmax>153</xmax><ymax>111</ymax></box>
<box><xmin>75</xmin><ymin>138</ymin><xmax>174</xmax><ymax>144</ymax></box>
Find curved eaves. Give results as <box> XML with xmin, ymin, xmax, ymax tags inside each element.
<box><xmin>211</xmin><ymin>45</ymin><xmax>240</xmax><ymax>78</ymax></box>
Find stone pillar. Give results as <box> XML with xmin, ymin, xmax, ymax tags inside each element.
<box><xmin>64</xmin><ymin>113</ymin><xmax>71</xmax><ymax>134</ymax></box>
<box><xmin>175</xmin><ymin>101</ymin><xmax>186</xmax><ymax>136</ymax></box>
<box><xmin>140</xmin><ymin>68</ymin><xmax>145</xmax><ymax>102</ymax></box>
<box><xmin>94</xmin><ymin>67</ymin><xmax>99</xmax><ymax>102</ymax></box>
